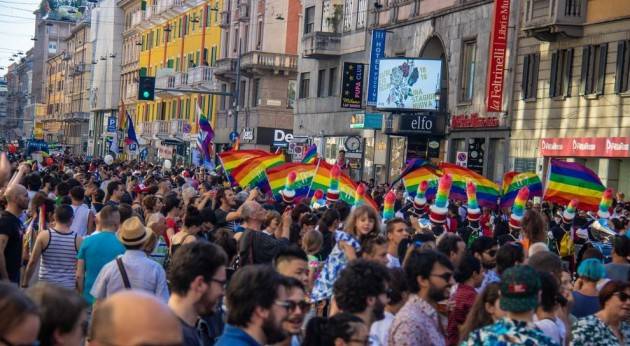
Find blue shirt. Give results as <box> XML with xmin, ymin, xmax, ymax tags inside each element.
<box><xmin>77</xmin><ymin>231</ymin><xmax>125</xmax><ymax>304</ymax></box>
<box><xmin>571</xmin><ymin>291</ymin><xmax>600</xmax><ymax>318</ymax></box>
<box><xmin>215</xmin><ymin>324</ymin><xmax>261</xmax><ymax>346</ymax></box>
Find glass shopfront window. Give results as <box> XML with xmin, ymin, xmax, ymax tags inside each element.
<box><xmin>388</xmin><ymin>136</ymin><xmax>407</xmax><ymax>183</ymax></box>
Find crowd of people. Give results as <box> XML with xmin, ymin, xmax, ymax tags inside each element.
<box><xmin>1</xmin><ymin>153</ymin><xmax>630</xmax><ymax>346</ymax></box>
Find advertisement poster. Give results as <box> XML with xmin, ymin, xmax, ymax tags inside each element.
<box><xmin>376</xmin><ymin>59</ymin><xmax>441</xmax><ymax>110</ymax></box>
<box><xmin>341</xmin><ymin>62</ymin><xmax>364</xmax><ymax>109</ymax></box>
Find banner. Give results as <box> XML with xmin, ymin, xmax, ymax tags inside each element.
<box><xmin>341</xmin><ymin>62</ymin><xmax>364</xmax><ymax>109</ymax></box>
<box><xmin>367</xmin><ymin>30</ymin><xmax>386</xmax><ymax>106</ymax></box>
<box><xmin>540</xmin><ymin>137</ymin><xmax>630</xmax><ymax>158</ymax></box>
<box><xmin>486</xmin><ymin>0</ymin><xmax>511</xmax><ymax>112</ymax></box>
<box><xmin>376</xmin><ymin>59</ymin><xmax>441</xmax><ymax>110</ymax></box>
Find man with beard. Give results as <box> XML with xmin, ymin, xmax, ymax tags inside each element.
<box><xmin>389</xmin><ymin>250</ymin><xmax>454</xmax><ymax>346</ymax></box>
<box><xmin>168</xmin><ymin>241</ymin><xmax>228</xmax><ymax>346</ymax></box>
<box><xmin>274</xmin><ymin>277</ymin><xmax>309</xmax><ymax>346</ymax></box>
<box><xmin>333</xmin><ymin>259</ymin><xmax>390</xmax><ymax>328</ymax></box>
<box><xmin>0</xmin><ymin>184</ymin><xmax>29</xmax><ymax>283</ymax></box>
<box><xmin>216</xmin><ymin>265</ymin><xmax>290</xmax><ymax>346</ymax></box>
<box><xmin>471</xmin><ymin>236</ymin><xmax>499</xmax><ymax>291</ymax></box>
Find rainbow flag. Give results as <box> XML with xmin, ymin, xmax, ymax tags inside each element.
<box><xmin>267</xmin><ymin>162</ymin><xmax>317</xmax><ymax>202</ymax></box>
<box><xmin>544</xmin><ymin>159</ymin><xmax>605</xmax><ymax>212</ymax></box>
<box><xmin>440</xmin><ymin>163</ymin><xmax>500</xmax><ymax>209</ymax></box>
<box><xmin>218</xmin><ymin>149</ymin><xmax>270</xmax><ymax>174</ymax></box>
<box><xmin>310</xmin><ymin>160</ymin><xmax>360</xmax><ymax>205</ymax></box>
<box><xmin>500</xmin><ymin>172</ymin><xmax>543</xmax><ymax>209</ymax></box>
<box><xmin>229</xmin><ymin>152</ymin><xmax>285</xmax><ymax>191</ymax></box>
<box><xmin>402</xmin><ymin>165</ymin><xmax>439</xmax><ymax>199</ymax></box>
<box><xmin>301</xmin><ymin>144</ymin><xmax>317</xmax><ymax>164</ymax></box>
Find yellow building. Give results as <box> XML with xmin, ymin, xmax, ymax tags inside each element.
<box><xmin>43</xmin><ymin>52</ymin><xmax>66</xmax><ymax>142</ymax></box>
<box><xmin>136</xmin><ymin>0</ymin><xmax>222</xmax><ymax>161</ymax></box>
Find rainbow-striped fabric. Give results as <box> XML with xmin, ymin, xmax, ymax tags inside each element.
<box><xmin>229</xmin><ymin>152</ymin><xmax>285</xmax><ymax>191</ymax></box>
<box><xmin>544</xmin><ymin>159</ymin><xmax>605</xmax><ymax>212</ymax></box>
<box><xmin>500</xmin><ymin>172</ymin><xmax>543</xmax><ymax>209</ymax></box>
<box><xmin>301</xmin><ymin>144</ymin><xmax>318</xmax><ymax>164</ymax></box>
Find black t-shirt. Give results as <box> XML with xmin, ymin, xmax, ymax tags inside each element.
<box><xmin>179</xmin><ymin>318</ymin><xmax>203</xmax><ymax>346</ymax></box>
<box><xmin>214</xmin><ymin>208</ymin><xmax>236</xmax><ymax>231</ymax></box>
<box><xmin>0</xmin><ymin>211</ymin><xmax>24</xmax><ymax>283</ymax></box>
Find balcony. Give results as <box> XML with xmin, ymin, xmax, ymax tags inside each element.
<box><xmin>151</xmin><ymin>120</ymin><xmax>170</xmax><ymax>136</ymax></box>
<box><xmin>240</xmin><ymin>51</ymin><xmax>298</xmax><ymax>76</ymax></box>
<box><xmin>219</xmin><ymin>11</ymin><xmax>230</xmax><ymax>28</ymax></box>
<box><xmin>185</xmin><ymin>0</ymin><xmax>205</xmax><ymax>7</ymax></box>
<box><xmin>188</xmin><ymin>66</ymin><xmax>219</xmax><ymax>90</ymax></box>
<box><xmin>126</xmin><ymin>83</ymin><xmax>138</xmax><ymax>100</ymax></box>
<box><xmin>156</xmin><ymin>74</ymin><xmax>176</xmax><ymax>91</ymax></box>
<box><xmin>523</xmin><ymin>0</ymin><xmax>586</xmax><ymax>41</ymax></box>
<box><xmin>139</xmin><ymin>5</ymin><xmax>159</xmax><ymax>29</ymax></box>
<box><xmin>214</xmin><ymin>58</ymin><xmax>237</xmax><ymax>80</ymax></box>
<box><xmin>175</xmin><ymin>72</ymin><xmax>189</xmax><ymax>88</ymax></box>
<box><xmin>169</xmin><ymin>119</ymin><xmax>185</xmax><ymax>135</ymax></box>
<box><xmin>157</xmin><ymin>0</ymin><xmax>188</xmax><ymax>20</ymax></box>
<box><xmin>131</xmin><ymin>10</ymin><xmax>143</xmax><ymax>28</ymax></box>
<box><xmin>301</xmin><ymin>32</ymin><xmax>342</xmax><ymax>58</ymax></box>
<box><xmin>237</xmin><ymin>2</ymin><xmax>249</xmax><ymax>22</ymax></box>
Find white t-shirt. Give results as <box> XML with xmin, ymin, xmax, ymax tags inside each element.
<box><xmin>386</xmin><ymin>253</ymin><xmax>400</xmax><ymax>268</ymax></box>
<box><xmin>370</xmin><ymin>311</ymin><xmax>394</xmax><ymax>346</ymax></box>
<box><xmin>533</xmin><ymin>316</ymin><xmax>566</xmax><ymax>346</ymax></box>
<box><xmin>70</xmin><ymin>204</ymin><xmax>91</xmax><ymax>237</ymax></box>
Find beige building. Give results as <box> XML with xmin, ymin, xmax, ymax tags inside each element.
<box><xmin>118</xmin><ymin>0</ymin><xmax>142</xmax><ymax>123</ymax></box>
<box><xmin>510</xmin><ymin>0</ymin><xmax>630</xmax><ymax>193</ymax></box>
<box><xmin>43</xmin><ymin>53</ymin><xmax>66</xmax><ymax>142</ymax></box>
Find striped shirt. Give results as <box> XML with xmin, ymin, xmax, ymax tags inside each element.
<box><xmin>39</xmin><ymin>228</ymin><xmax>78</xmax><ymax>290</ymax></box>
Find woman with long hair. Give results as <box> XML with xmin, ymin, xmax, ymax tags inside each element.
<box><xmin>458</xmin><ymin>283</ymin><xmax>505</xmax><ymax>344</ymax></box>
<box><xmin>169</xmin><ymin>206</ymin><xmax>204</xmax><ymax>258</ymax></box>
<box><xmin>0</xmin><ymin>282</ymin><xmax>40</xmax><ymax>346</ymax></box>
<box><xmin>521</xmin><ymin>210</ymin><xmax>547</xmax><ymax>254</ymax></box>
<box><xmin>317</xmin><ymin>208</ymin><xmax>341</xmax><ymax>260</ymax></box>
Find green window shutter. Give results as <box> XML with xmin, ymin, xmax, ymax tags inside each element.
<box><xmin>167</xmin><ymin>59</ymin><xmax>174</xmax><ymax>68</ymax></box>
<box><xmin>211</xmin><ymin>46</ymin><xmax>217</xmax><ymax>66</ymax></box>
<box><xmin>139</xmin><ymin>67</ymin><xmax>147</xmax><ymax>77</ymax></box>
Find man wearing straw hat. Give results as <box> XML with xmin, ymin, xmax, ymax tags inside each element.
<box><xmin>91</xmin><ymin>216</ymin><xmax>169</xmax><ymax>303</ymax></box>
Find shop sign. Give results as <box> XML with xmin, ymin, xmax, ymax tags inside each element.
<box><xmin>341</xmin><ymin>62</ymin><xmax>364</xmax><ymax>109</ymax></box>
<box><xmin>428</xmin><ymin>140</ymin><xmax>441</xmax><ymax>158</ymax></box>
<box><xmin>486</xmin><ymin>0</ymin><xmax>511</xmax><ymax>112</ymax></box>
<box><xmin>451</xmin><ymin>113</ymin><xmax>500</xmax><ymax>129</ymax></box>
<box><xmin>350</xmin><ymin>113</ymin><xmax>383</xmax><ymax>129</ymax></box>
<box><xmin>257</xmin><ymin>127</ymin><xmax>294</xmax><ymax>147</ymax></box>
<box><xmin>456</xmin><ymin>151</ymin><xmax>468</xmax><ymax>167</ymax></box>
<box><xmin>242</xmin><ymin>128</ymin><xmax>254</xmax><ymax>141</ymax></box>
<box><xmin>367</xmin><ymin>30</ymin><xmax>386</xmax><ymax>106</ymax></box>
<box><xmin>391</xmin><ymin>112</ymin><xmax>446</xmax><ymax>135</ymax></box>
<box><xmin>539</xmin><ymin>137</ymin><xmax>630</xmax><ymax>158</ymax></box>
<box><xmin>467</xmin><ymin>138</ymin><xmax>485</xmax><ymax>174</ymax></box>
<box><xmin>158</xmin><ymin>145</ymin><xmax>174</xmax><ymax>159</ymax></box>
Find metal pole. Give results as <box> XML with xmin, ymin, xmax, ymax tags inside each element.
<box><xmin>232</xmin><ymin>38</ymin><xmax>242</xmax><ymax>138</ymax></box>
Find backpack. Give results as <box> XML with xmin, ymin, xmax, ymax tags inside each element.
<box><xmin>559</xmin><ymin>230</ymin><xmax>574</xmax><ymax>257</ymax></box>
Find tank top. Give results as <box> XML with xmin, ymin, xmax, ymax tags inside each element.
<box><xmin>39</xmin><ymin>228</ymin><xmax>78</xmax><ymax>290</ymax></box>
<box><xmin>71</xmin><ymin>204</ymin><xmax>90</xmax><ymax>237</ymax></box>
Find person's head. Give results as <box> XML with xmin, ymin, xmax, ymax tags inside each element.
<box><xmin>360</xmin><ymin>235</ymin><xmax>388</xmax><ymax>267</ymax></box>
<box><xmin>599</xmin><ymin>280</ymin><xmax>630</xmax><ymax>321</ymax></box>
<box><xmin>280</xmin><ymin>277</ymin><xmax>308</xmax><ymax>337</ymax></box>
<box><xmin>318</xmin><ymin>208</ymin><xmax>341</xmax><ymax>233</ymax></box>
<box><xmin>56</xmin><ymin>182</ymin><xmax>70</xmax><ymax>197</ymax></box>
<box><xmin>182</xmin><ymin>205</ymin><xmax>203</xmax><ymax>233</ymax></box>
<box><xmin>162</xmin><ymin>194</ymin><xmax>182</xmax><ymax>217</ymax></box>
<box><xmin>225</xmin><ymin>265</ymin><xmax>289</xmax><ymax>344</ymax></box>
<box><xmin>4</xmin><ymin>184</ymin><xmax>29</xmax><ymax>211</ymax></box>
<box><xmin>142</xmin><ymin>195</ymin><xmax>162</xmax><ymax>213</ymax></box>
<box><xmin>299</xmin><ymin>213</ymin><xmax>318</xmax><ymax>233</ymax></box>
<box><xmin>302</xmin><ymin>229</ymin><xmax>323</xmax><ymax>256</ymax></box>
<box><xmin>0</xmin><ymin>282</ymin><xmax>40</xmax><ymax>346</ymax></box>
<box><xmin>455</xmin><ymin>253</ymin><xmax>484</xmax><ymax>288</ymax></box>
<box><xmin>496</xmin><ymin>242</ymin><xmax>525</xmax><ymax>275</ymax></box>
<box><xmin>290</xmin><ymin>203</ymin><xmax>310</xmax><ymax>223</ymax></box>
<box><xmin>528</xmin><ymin>251</ymin><xmax>563</xmax><ymax>282</ymax></box>
<box><xmin>69</xmin><ymin>186</ymin><xmax>85</xmax><ymax>204</ymax></box>
<box><xmin>522</xmin><ymin>210</ymin><xmax>547</xmax><ymax>243</ymax></box>
<box><xmin>264</xmin><ymin>210</ymin><xmax>282</xmax><ymax>233</ymax></box>
<box><xmin>499</xmin><ymin>265</ymin><xmax>541</xmax><ymax>313</ymax></box>
<box><xmin>273</xmin><ymin>245</ymin><xmax>309</xmax><ymax>288</ymax></box>
<box><xmin>577</xmin><ymin>258</ymin><xmax>607</xmax><ymax>283</ymax></box>
<box><xmin>167</xmin><ymin>242</ymin><xmax>228</xmax><ymax>315</ymax></box>
<box><xmin>471</xmin><ymin>236</ymin><xmax>498</xmax><ymax>270</ymax></box>
<box><xmin>54</xmin><ymin>204</ymin><xmax>74</xmax><ymax>226</ymax></box>
<box><xmin>106</xmin><ymin>181</ymin><xmax>124</xmax><ymax>201</ymax></box>
<box><xmin>537</xmin><ymin>271</ymin><xmax>563</xmax><ymax>314</ymax></box>
<box><xmin>88</xmin><ymin>291</ymin><xmax>181</xmax><ymax>346</ymax></box>
<box><xmin>344</xmin><ymin>205</ymin><xmax>381</xmax><ymax>239</ymax></box>
<box><xmin>386</xmin><ymin>218</ymin><xmax>409</xmax><ymax>248</ymax></box>
<box><xmin>93</xmin><ymin>189</ymin><xmax>105</xmax><ymax>203</ymax></box>
<box><xmin>459</xmin><ymin>283</ymin><xmax>504</xmax><ymax>343</ymax></box>
<box><xmin>337</xmin><ymin>150</ymin><xmax>346</xmax><ymax>162</ymax></box>
<box><xmin>240</xmin><ymin>201</ymin><xmax>267</xmax><ymax>225</ymax></box>
<box><xmin>117</xmin><ymin>203</ymin><xmax>133</xmax><ymax>224</ymax></box>
<box><xmin>25</xmin><ymin>173</ymin><xmax>42</xmax><ymax>192</ymax></box>
<box><xmin>215</xmin><ymin>187</ymin><xmax>236</xmax><ymax>209</ymax></box>
<box><xmin>386</xmin><ymin>268</ymin><xmax>409</xmax><ymax>313</ymax></box>
<box><xmin>97</xmin><ymin>205</ymin><xmax>120</xmax><ymax>231</ymax></box>
<box><xmin>613</xmin><ymin>235</ymin><xmax>630</xmax><ymax>260</ymax></box>
<box><xmin>437</xmin><ymin>233</ymin><xmax>466</xmax><ymax>267</ymax></box>
<box><xmin>404</xmin><ymin>250</ymin><xmax>454</xmax><ymax>303</ymax></box>
<box><xmin>27</xmin><ymin>282</ymin><xmax>88</xmax><ymax>346</ymax></box>
<box><xmin>303</xmin><ymin>313</ymin><xmax>367</xmax><ymax>346</ymax></box>
<box><xmin>333</xmin><ymin>259</ymin><xmax>390</xmax><ymax>324</ymax></box>
<box><xmin>117</xmin><ymin>216</ymin><xmax>150</xmax><ymax>250</ymax></box>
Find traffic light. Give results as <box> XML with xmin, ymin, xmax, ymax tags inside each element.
<box><xmin>138</xmin><ymin>76</ymin><xmax>155</xmax><ymax>101</ymax></box>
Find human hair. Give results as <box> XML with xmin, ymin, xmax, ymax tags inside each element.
<box><xmin>333</xmin><ymin>259</ymin><xmax>390</xmax><ymax>314</ymax></box>
<box><xmin>213</xmin><ymin>187</ymin><xmax>232</xmax><ymax>209</ymax></box>
<box><xmin>56</xmin><ymin>181</ymin><xmax>70</xmax><ymax>197</ymax></box>
<box><xmin>599</xmin><ymin>280</ymin><xmax>630</xmax><ymax>307</ymax></box>
<box><xmin>404</xmin><ymin>250</ymin><xmax>453</xmax><ymax>293</ymax></box>
<box><xmin>225</xmin><ymin>265</ymin><xmax>285</xmax><ymax>327</ymax></box>
<box><xmin>455</xmin><ymin>253</ymin><xmax>481</xmax><ymax>284</ymax></box>
<box><xmin>54</xmin><ymin>204</ymin><xmax>74</xmax><ymax>225</ymax></box>
<box><xmin>282</xmin><ymin>275</ymin><xmax>305</xmax><ymax>293</ymax></box>
<box><xmin>333</xmin><ymin>201</ymin><xmax>351</xmax><ymax>222</ymax></box>
<box><xmin>577</xmin><ymin>258</ymin><xmax>606</xmax><ymax>282</ymax></box>
<box><xmin>387</xmin><ymin>268</ymin><xmax>409</xmax><ymax>305</ymax></box>
<box><xmin>360</xmin><ymin>235</ymin><xmax>388</xmax><ymax>258</ymax></box>
<box><xmin>273</xmin><ymin>245</ymin><xmax>308</xmax><ymax>269</ymax></box>
<box><xmin>0</xmin><ymin>282</ymin><xmax>39</xmax><ymax>337</ymax></box>
<box><xmin>397</xmin><ymin>233</ymin><xmax>437</xmax><ymax>264</ymax></box>
<box><xmin>522</xmin><ymin>210</ymin><xmax>547</xmax><ymax>243</ymax></box>
<box><xmin>496</xmin><ymin>243</ymin><xmax>524</xmax><ymax>275</ymax></box>
<box><xmin>291</xmin><ymin>203</ymin><xmax>311</xmax><ymax>223</ymax></box>
<box><xmin>105</xmin><ymin>181</ymin><xmax>122</xmax><ymax>201</ymax></box>
<box><xmin>458</xmin><ymin>283</ymin><xmax>501</xmax><ymax>343</ymax></box>
<box><xmin>470</xmin><ymin>236</ymin><xmax>497</xmax><ymax>256</ymax></box>
<box><xmin>264</xmin><ymin>210</ymin><xmax>282</xmax><ymax>230</ymax></box>
<box><xmin>613</xmin><ymin>235</ymin><xmax>630</xmax><ymax>258</ymax></box>
<box><xmin>118</xmin><ymin>203</ymin><xmax>133</xmax><ymax>224</ymax></box>
<box><xmin>318</xmin><ymin>209</ymin><xmax>340</xmax><ymax>234</ymax></box>
<box><xmin>94</xmin><ymin>189</ymin><xmax>105</xmax><ymax>203</ymax></box>
<box><xmin>302</xmin><ymin>230</ymin><xmax>323</xmax><ymax>255</ymax></box>
<box><xmin>344</xmin><ymin>205</ymin><xmax>381</xmax><ymax>239</ymax></box>
<box><xmin>162</xmin><ymin>194</ymin><xmax>181</xmax><ymax>215</ymax></box>
<box><xmin>299</xmin><ymin>213</ymin><xmax>319</xmax><ymax>228</ymax></box>
<box><xmin>26</xmin><ymin>173</ymin><xmax>42</xmax><ymax>191</ymax></box>
<box><xmin>303</xmin><ymin>313</ymin><xmax>364</xmax><ymax>346</ymax></box>
<box><xmin>27</xmin><ymin>282</ymin><xmax>87</xmax><ymax>346</ymax></box>
<box><xmin>538</xmin><ymin>271</ymin><xmax>560</xmax><ymax>313</ymax></box>
<box><xmin>98</xmin><ymin>205</ymin><xmax>120</xmax><ymax>230</ymax></box>
<box><xmin>167</xmin><ymin>242</ymin><xmax>228</xmax><ymax>296</ymax></box>
<box><xmin>385</xmin><ymin>217</ymin><xmax>408</xmax><ymax>234</ymax></box>
<box><xmin>213</xmin><ymin>228</ymin><xmax>238</xmax><ymax>264</ymax></box>
<box><xmin>142</xmin><ymin>195</ymin><xmax>159</xmax><ymax>213</ymax></box>
<box><xmin>437</xmin><ymin>233</ymin><xmax>463</xmax><ymax>258</ymax></box>
<box><xmin>200</xmin><ymin>207</ymin><xmax>217</xmax><ymax>225</ymax></box>
<box><xmin>69</xmin><ymin>186</ymin><xmax>85</xmax><ymax>202</ymax></box>
<box><xmin>528</xmin><ymin>251</ymin><xmax>563</xmax><ymax>279</ymax></box>
<box><xmin>183</xmin><ymin>206</ymin><xmax>203</xmax><ymax>228</ymax></box>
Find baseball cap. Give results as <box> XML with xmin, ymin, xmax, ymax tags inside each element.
<box><xmin>500</xmin><ymin>265</ymin><xmax>541</xmax><ymax>312</ymax></box>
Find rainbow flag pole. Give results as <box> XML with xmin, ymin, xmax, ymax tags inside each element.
<box><xmin>216</xmin><ymin>154</ymin><xmax>234</xmax><ymax>186</ymax></box>
<box><xmin>306</xmin><ymin>158</ymin><xmax>322</xmax><ymax>197</ymax></box>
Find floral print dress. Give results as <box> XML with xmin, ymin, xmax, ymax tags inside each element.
<box><xmin>310</xmin><ymin>230</ymin><xmax>360</xmax><ymax>302</ymax></box>
<box><xmin>461</xmin><ymin>318</ymin><xmax>559</xmax><ymax>346</ymax></box>
<box><xmin>572</xmin><ymin>315</ymin><xmax>630</xmax><ymax>346</ymax></box>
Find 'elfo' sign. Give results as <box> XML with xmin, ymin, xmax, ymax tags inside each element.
<box><xmin>341</xmin><ymin>62</ymin><xmax>364</xmax><ymax>109</ymax></box>
<box><xmin>486</xmin><ymin>0</ymin><xmax>510</xmax><ymax>112</ymax></box>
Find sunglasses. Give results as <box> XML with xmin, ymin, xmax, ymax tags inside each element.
<box><xmin>285</xmin><ymin>300</ymin><xmax>310</xmax><ymax>312</ymax></box>
<box><xmin>431</xmin><ymin>272</ymin><xmax>453</xmax><ymax>282</ymax></box>
<box><xmin>615</xmin><ymin>292</ymin><xmax>630</xmax><ymax>302</ymax></box>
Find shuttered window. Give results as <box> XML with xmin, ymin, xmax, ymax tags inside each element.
<box><xmin>549</xmin><ymin>49</ymin><xmax>574</xmax><ymax>98</ymax></box>
<box><xmin>580</xmin><ymin>43</ymin><xmax>608</xmax><ymax>95</ymax></box>
<box><xmin>615</xmin><ymin>40</ymin><xmax>630</xmax><ymax>94</ymax></box>
<box><xmin>521</xmin><ymin>53</ymin><xmax>540</xmax><ymax>100</ymax></box>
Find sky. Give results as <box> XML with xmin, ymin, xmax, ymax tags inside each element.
<box><xmin>0</xmin><ymin>0</ymin><xmax>40</xmax><ymax>75</ymax></box>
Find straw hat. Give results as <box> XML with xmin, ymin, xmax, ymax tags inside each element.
<box><xmin>117</xmin><ymin>216</ymin><xmax>150</xmax><ymax>246</ymax></box>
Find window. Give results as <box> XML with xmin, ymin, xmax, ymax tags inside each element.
<box><xmin>304</xmin><ymin>6</ymin><xmax>315</xmax><ymax>34</ymax></box>
<box><xmin>550</xmin><ymin>48</ymin><xmax>574</xmax><ymax>98</ymax></box>
<box><xmin>233</xmin><ymin>28</ymin><xmax>239</xmax><ymax>52</ymax></box>
<box><xmin>580</xmin><ymin>44</ymin><xmax>608</xmax><ymax>95</ymax></box>
<box><xmin>183</xmin><ymin>15</ymin><xmax>189</xmax><ymax>36</ymax></box>
<box><xmin>211</xmin><ymin>46</ymin><xmax>217</xmax><ymax>66</ymax></box>
<box><xmin>251</xmin><ymin>78</ymin><xmax>260</xmax><ymax>106</ymax></box>
<box><xmin>256</xmin><ymin>19</ymin><xmax>263</xmax><ymax>49</ymax></box>
<box><xmin>317</xmin><ymin>69</ymin><xmax>326</xmax><ymax>97</ymax></box>
<box><xmin>356</xmin><ymin>0</ymin><xmax>367</xmax><ymax>28</ymax></box>
<box><xmin>220</xmin><ymin>84</ymin><xmax>227</xmax><ymax>110</ymax></box>
<box><xmin>521</xmin><ymin>53</ymin><xmax>540</xmax><ymax>100</ymax></box>
<box><xmin>300</xmin><ymin>72</ymin><xmax>310</xmax><ymax>98</ymax></box>
<box><xmin>205</xmin><ymin>5</ymin><xmax>211</xmax><ymax>28</ymax></box>
<box><xmin>48</xmin><ymin>41</ymin><xmax>57</xmax><ymax>53</ymax></box>
<box><xmin>459</xmin><ymin>39</ymin><xmax>476</xmax><ymax>102</ymax></box>
<box><xmin>343</xmin><ymin>0</ymin><xmax>353</xmax><ymax>31</ymax></box>
<box><xmin>615</xmin><ymin>40</ymin><xmax>630</xmax><ymax>94</ymax></box>
<box><xmin>328</xmin><ymin>67</ymin><xmax>337</xmax><ymax>96</ymax></box>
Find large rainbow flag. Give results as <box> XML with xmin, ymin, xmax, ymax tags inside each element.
<box><xmin>267</xmin><ymin>162</ymin><xmax>317</xmax><ymax>202</ymax></box>
<box><xmin>218</xmin><ymin>149</ymin><xmax>270</xmax><ymax>174</ymax></box>
<box><xmin>228</xmin><ymin>152</ymin><xmax>285</xmax><ymax>191</ymax></box>
<box><xmin>309</xmin><ymin>160</ymin><xmax>359</xmax><ymax>205</ymax></box>
<box><xmin>544</xmin><ymin>159</ymin><xmax>605</xmax><ymax>212</ymax></box>
<box><xmin>500</xmin><ymin>172</ymin><xmax>543</xmax><ymax>209</ymax></box>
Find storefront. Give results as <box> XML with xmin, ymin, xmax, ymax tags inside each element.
<box><xmin>539</xmin><ymin>137</ymin><xmax>630</xmax><ymax>194</ymax></box>
<box><xmin>447</xmin><ymin>113</ymin><xmax>510</xmax><ymax>182</ymax></box>
<box><xmin>238</xmin><ymin>127</ymin><xmax>295</xmax><ymax>152</ymax></box>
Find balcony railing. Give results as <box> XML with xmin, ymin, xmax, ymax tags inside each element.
<box><xmin>188</xmin><ymin>66</ymin><xmax>219</xmax><ymax>90</ymax></box>
<box><xmin>523</xmin><ymin>0</ymin><xmax>586</xmax><ymax>41</ymax></box>
<box><xmin>170</xmin><ymin>119</ymin><xmax>185</xmax><ymax>135</ymax></box>
<box><xmin>175</xmin><ymin>72</ymin><xmax>189</xmax><ymax>88</ymax></box>
<box><xmin>301</xmin><ymin>32</ymin><xmax>342</xmax><ymax>58</ymax></box>
<box><xmin>156</xmin><ymin>75</ymin><xmax>176</xmax><ymax>90</ymax></box>
<box><xmin>240</xmin><ymin>51</ymin><xmax>298</xmax><ymax>73</ymax></box>
<box><xmin>214</xmin><ymin>58</ymin><xmax>237</xmax><ymax>80</ymax></box>
<box><xmin>219</xmin><ymin>11</ymin><xmax>230</xmax><ymax>28</ymax></box>
<box><xmin>131</xmin><ymin>10</ymin><xmax>143</xmax><ymax>28</ymax></box>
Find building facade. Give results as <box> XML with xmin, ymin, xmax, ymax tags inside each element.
<box><xmin>6</xmin><ymin>50</ymin><xmax>35</xmax><ymax>141</ymax></box>
<box><xmin>509</xmin><ymin>0</ymin><xmax>630</xmax><ymax>193</ymax></box>
<box><xmin>43</xmin><ymin>52</ymin><xmax>67</xmax><ymax>143</ymax></box>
